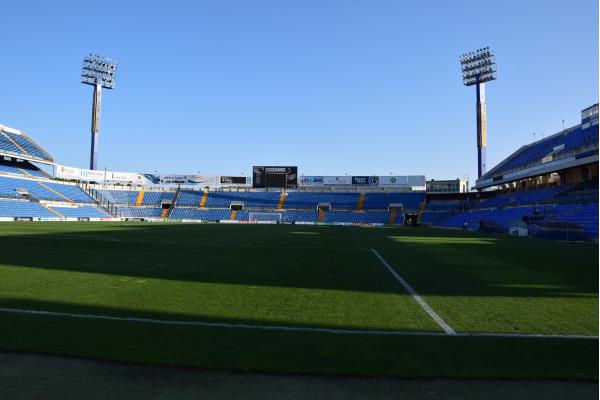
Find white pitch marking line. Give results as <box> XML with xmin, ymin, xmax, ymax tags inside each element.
<box><xmin>41</xmin><ymin>234</ymin><xmax>121</xmax><ymax>242</ymax></box>
<box><xmin>0</xmin><ymin>307</ymin><xmax>596</xmax><ymax>340</ymax></box>
<box><xmin>1</xmin><ymin>233</ymin><xmax>121</xmax><ymax>242</ymax></box>
<box><xmin>370</xmin><ymin>248</ymin><xmax>456</xmax><ymax>335</ymax></box>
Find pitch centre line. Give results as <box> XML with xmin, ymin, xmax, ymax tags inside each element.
<box><xmin>370</xmin><ymin>248</ymin><xmax>456</xmax><ymax>335</ymax></box>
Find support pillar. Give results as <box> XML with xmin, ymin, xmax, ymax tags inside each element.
<box><xmin>476</xmin><ymin>81</ymin><xmax>487</xmax><ymax>178</ymax></box>
<box><xmin>90</xmin><ymin>84</ymin><xmax>102</xmax><ymax>170</ymax></box>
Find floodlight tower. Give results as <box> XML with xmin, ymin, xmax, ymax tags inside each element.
<box><xmin>81</xmin><ymin>54</ymin><xmax>117</xmax><ymax>170</ymax></box>
<box><xmin>460</xmin><ymin>47</ymin><xmax>497</xmax><ymax>178</ymax></box>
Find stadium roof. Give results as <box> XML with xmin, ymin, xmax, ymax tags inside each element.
<box><xmin>475</xmin><ymin>112</ymin><xmax>598</xmax><ymax>189</ymax></box>
<box><xmin>0</xmin><ymin>124</ymin><xmax>54</xmax><ymax>164</ymax></box>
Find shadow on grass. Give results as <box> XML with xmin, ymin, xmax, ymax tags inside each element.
<box><xmin>0</xmin><ymin>297</ymin><xmax>598</xmax><ymax>380</ymax></box>
<box><xmin>0</xmin><ymin>222</ymin><xmax>597</xmax><ymax>298</ymax></box>
<box><xmin>0</xmin><ymin>297</ymin><xmax>433</xmax><ymax>333</ymax></box>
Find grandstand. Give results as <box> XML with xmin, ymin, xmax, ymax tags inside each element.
<box><xmin>420</xmin><ymin>104</ymin><xmax>599</xmax><ymax>239</ymax></box>
<box><xmin>0</xmin><ymin>124</ymin><xmax>53</xmax><ymax>163</ymax></box>
<box><xmin>93</xmin><ymin>187</ymin><xmax>421</xmax><ymax>224</ymax></box>
<box><xmin>476</xmin><ymin>104</ymin><xmax>598</xmax><ymax>188</ymax></box>
<box><xmin>0</xmin><ymin>154</ymin><xmax>424</xmax><ymax>224</ymax></box>
<box><xmin>0</xmin><ymin>104</ymin><xmax>597</xmax><ymax>239</ymax></box>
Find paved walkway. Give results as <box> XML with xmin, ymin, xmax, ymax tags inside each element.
<box><xmin>0</xmin><ymin>352</ymin><xmax>596</xmax><ymax>400</ymax></box>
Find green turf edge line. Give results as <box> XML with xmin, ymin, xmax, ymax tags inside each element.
<box><xmin>0</xmin><ymin>307</ymin><xmax>596</xmax><ymax>340</ymax></box>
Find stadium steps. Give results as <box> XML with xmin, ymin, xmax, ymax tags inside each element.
<box><xmin>16</xmin><ymin>167</ymin><xmax>34</xmax><ymax>177</ymax></box>
<box><xmin>356</xmin><ymin>193</ymin><xmax>365</xmax><ymax>210</ymax></box>
<box><xmin>317</xmin><ymin>209</ymin><xmax>325</xmax><ymax>222</ymax></box>
<box><xmin>43</xmin><ymin>204</ymin><xmax>64</xmax><ymax>219</ymax></box>
<box><xmin>92</xmin><ymin>204</ymin><xmax>111</xmax><ymax>218</ymax></box>
<box><xmin>160</xmin><ymin>208</ymin><xmax>168</xmax><ymax>219</ymax></box>
<box><xmin>1</xmin><ymin>131</ymin><xmax>31</xmax><ymax>157</ymax></box>
<box><xmin>80</xmin><ymin>185</ymin><xmax>119</xmax><ymax>217</ymax></box>
<box><xmin>277</xmin><ymin>192</ymin><xmax>286</xmax><ymax>209</ymax></box>
<box><xmin>199</xmin><ymin>192</ymin><xmax>208</xmax><ymax>208</ymax></box>
<box><xmin>165</xmin><ymin>186</ymin><xmax>180</xmax><ymax>220</ymax></box>
<box><xmin>388</xmin><ymin>209</ymin><xmax>397</xmax><ymax>225</ymax></box>
<box><xmin>231</xmin><ymin>209</ymin><xmax>238</xmax><ymax>220</ymax></box>
<box><xmin>135</xmin><ymin>191</ymin><xmax>145</xmax><ymax>206</ymax></box>
<box><xmin>37</xmin><ymin>181</ymin><xmax>71</xmax><ymax>202</ymax></box>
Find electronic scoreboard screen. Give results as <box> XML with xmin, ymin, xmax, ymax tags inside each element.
<box><xmin>252</xmin><ymin>166</ymin><xmax>298</xmax><ymax>189</ymax></box>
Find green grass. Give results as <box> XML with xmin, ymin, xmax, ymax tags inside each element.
<box><xmin>0</xmin><ymin>222</ymin><xmax>597</xmax><ymax>379</ymax></box>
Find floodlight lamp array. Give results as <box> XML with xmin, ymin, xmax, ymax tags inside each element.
<box><xmin>460</xmin><ymin>47</ymin><xmax>496</xmax><ymax>86</ymax></box>
<box><xmin>81</xmin><ymin>54</ymin><xmax>117</xmax><ymax>89</ymax></box>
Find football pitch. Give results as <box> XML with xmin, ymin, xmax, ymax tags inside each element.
<box><xmin>0</xmin><ymin>222</ymin><xmax>597</xmax><ymax>380</ymax></box>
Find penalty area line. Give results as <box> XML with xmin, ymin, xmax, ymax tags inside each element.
<box><xmin>370</xmin><ymin>248</ymin><xmax>456</xmax><ymax>335</ymax></box>
<box><xmin>3</xmin><ymin>234</ymin><xmax>121</xmax><ymax>242</ymax></box>
<box><xmin>0</xmin><ymin>307</ymin><xmax>596</xmax><ymax>340</ymax></box>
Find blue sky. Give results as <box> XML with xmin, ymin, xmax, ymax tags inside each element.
<box><xmin>1</xmin><ymin>0</ymin><xmax>597</xmax><ymax>182</ymax></box>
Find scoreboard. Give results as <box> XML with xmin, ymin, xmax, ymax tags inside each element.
<box><xmin>252</xmin><ymin>166</ymin><xmax>298</xmax><ymax>189</ymax></box>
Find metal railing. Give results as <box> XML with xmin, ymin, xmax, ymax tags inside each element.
<box><xmin>79</xmin><ymin>183</ymin><xmax>119</xmax><ymax>217</ymax></box>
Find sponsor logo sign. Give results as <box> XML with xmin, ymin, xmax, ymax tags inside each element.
<box><xmin>299</xmin><ymin>176</ymin><xmax>353</xmax><ymax>186</ymax></box>
<box><xmin>299</xmin><ymin>175</ymin><xmax>424</xmax><ymax>187</ymax></box>
<box><xmin>143</xmin><ymin>174</ymin><xmax>161</xmax><ymax>184</ymax></box>
<box><xmin>79</xmin><ymin>169</ymin><xmax>105</xmax><ymax>181</ymax></box>
<box><xmin>107</xmin><ymin>171</ymin><xmax>147</xmax><ymax>184</ymax></box>
<box><xmin>299</xmin><ymin>176</ymin><xmax>324</xmax><ymax>186</ymax></box>
<box><xmin>324</xmin><ymin>176</ymin><xmax>352</xmax><ymax>185</ymax></box>
<box><xmin>56</xmin><ymin>165</ymin><xmax>80</xmax><ymax>180</ymax></box>
<box><xmin>159</xmin><ymin>175</ymin><xmax>219</xmax><ymax>186</ymax></box>
<box><xmin>352</xmin><ymin>176</ymin><xmax>380</xmax><ymax>186</ymax></box>
<box><xmin>265</xmin><ymin>167</ymin><xmax>287</xmax><ymax>173</ymax></box>
<box><xmin>56</xmin><ymin>164</ymin><xmax>153</xmax><ymax>185</ymax></box>
<box><xmin>220</xmin><ymin>176</ymin><xmax>248</xmax><ymax>185</ymax></box>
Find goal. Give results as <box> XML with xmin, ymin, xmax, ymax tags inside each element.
<box><xmin>248</xmin><ymin>212</ymin><xmax>283</xmax><ymax>223</ymax></box>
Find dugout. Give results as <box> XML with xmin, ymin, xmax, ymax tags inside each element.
<box><xmin>230</xmin><ymin>202</ymin><xmax>244</xmax><ymax>211</ymax></box>
<box><xmin>317</xmin><ymin>202</ymin><xmax>331</xmax><ymax>211</ymax></box>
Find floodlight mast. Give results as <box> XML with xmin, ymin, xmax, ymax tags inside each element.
<box><xmin>81</xmin><ymin>54</ymin><xmax>117</xmax><ymax>170</ymax></box>
<box><xmin>460</xmin><ymin>47</ymin><xmax>497</xmax><ymax>179</ymax></box>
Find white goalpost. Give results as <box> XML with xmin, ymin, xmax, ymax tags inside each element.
<box><xmin>248</xmin><ymin>212</ymin><xmax>283</xmax><ymax>223</ymax></box>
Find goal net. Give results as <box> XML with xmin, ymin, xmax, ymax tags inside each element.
<box><xmin>248</xmin><ymin>212</ymin><xmax>282</xmax><ymax>223</ymax></box>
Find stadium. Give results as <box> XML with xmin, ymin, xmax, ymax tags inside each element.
<box><xmin>0</xmin><ymin>105</ymin><xmax>598</xmax><ymax>237</ymax></box>
<box><xmin>0</xmin><ymin>3</ymin><xmax>598</xmax><ymax>400</ymax></box>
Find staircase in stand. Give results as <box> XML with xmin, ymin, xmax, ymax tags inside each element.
<box><xmin>356</xmin><ymin>193</ymin><xmax>366</xmax><ymax>210</ymax></box>
<box><xmin>136</xmin><ymin>191</ymin><xmax>145</xmax><ymax>206</ymax></box>
<box><xmin>79</xmin><ymin>183</ymin><xmax>117</xmax><ymax>218</ymax></box>
<box><xmin>37</xmin><ymin>181</ymin><xmax>71</xmax><ymax>202</ymax></box>
<box><xmin>16</xmin><ymin>167</ymin><xmax>33</xmax><ymax>177</ymax></box>
<box><xmin>277</xmin><ymin>192</ymin><xmax>287</xmax><ymax>209</ymax></box>
<box><xmin>164</xmin><ymin>186</ymin><xmax>181</xmax><ymax>220</ymax></box>
<box><xmin>92</xmin><ymin>204</ymin><xmax>111</xmax><ymax>218</ymax></box>
<box><xmin>199</xmin><ymin>192</ymin><xmax>209</xmax><ymax>208</ymax></box>
<box><xmin>42</xmin><ymin>203</ymin><xmax>64</xmax><ymax>219</ymax></box>
<box><xmin>317</xmin><ymin>209</ymin><xmax>325</xmax><ymax>222</ymax></box>
<box><xmin>388</xmin><ymin>209</ymin><xmax>397</xmax><ymax>225</ymax></box>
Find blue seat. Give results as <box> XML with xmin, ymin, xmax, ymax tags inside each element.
<box><xmin>0</xmin><ymin>199</ymin><xmax>57</xmax><ymax>218</ymax></box>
